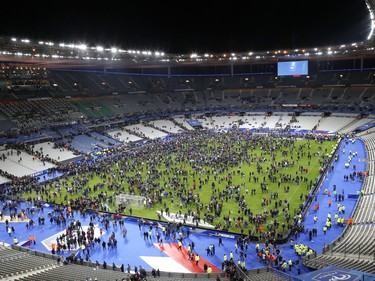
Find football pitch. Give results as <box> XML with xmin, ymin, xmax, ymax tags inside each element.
<box><xmin>23</xmin><ymin>130</ymin><xmax>338</xmax><ymax>236</ymax></box>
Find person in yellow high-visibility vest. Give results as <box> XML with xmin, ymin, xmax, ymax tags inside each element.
<box><xmin>281</xmin><ymin>260</ymin><xmax>287</xmax><ymax>272</ymax></box>
<box><xmin>195</xmin><ymin>253</ymin><xmax>200</xmax><ymax>265</ymax></box>
<box><xmin>207</xmin><ymin>266</ymin><xmax>212</xmax><ymax>273</ymax></box>
<box><xmin>288</xmin><ymin>258</ymin><xmax>293</xmax><ymax>271</ymax></box>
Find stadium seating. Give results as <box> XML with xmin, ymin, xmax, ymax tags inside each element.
<box><xmin>0</xmin><ymin>244</ymin><xmax>295</xmax><ymax>281</ymax></box>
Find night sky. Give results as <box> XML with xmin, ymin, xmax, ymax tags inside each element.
<box><xmin>1</xmin><ymin>0</ymin><xmax>371</xmax><ymax>54</ymax></box>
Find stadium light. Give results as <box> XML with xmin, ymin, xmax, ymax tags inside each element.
<box><xmin>366</xmin><ymin>0</ymin><xmax>375</xmax><ymax>40</ymax></box>
<box><xmin>77</xmin><ymin>44</ymin><xmax>87</xmax><ymax>50</ymax></box>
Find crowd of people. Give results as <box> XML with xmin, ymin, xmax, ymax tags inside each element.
<box><xmin>2</xmin><ymin>130</ymin><xmax>338</xmax><ymax>239</ymax></box>
<box><xmin>0</xmin><ymin>128</ymin><xmax>352</xmax><ymax>280</ymax></box>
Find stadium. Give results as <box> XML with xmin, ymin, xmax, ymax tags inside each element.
<box><xmin>0</xmin><ymin>1</ymin><xmax>375</xmax><ymax>281</ymax></box>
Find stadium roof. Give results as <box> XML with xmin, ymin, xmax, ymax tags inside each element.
<box><xmin>1</xmin><ymin>0</ymin><xmax>375</xmax><ymax>70</ymax></box>
<box><xmin>1</xmin><ymin>36</ymin><xmax>375</xmax><ymax>70</ymax></box>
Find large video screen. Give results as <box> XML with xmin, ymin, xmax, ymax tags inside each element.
<box><xmin>277</xmin><ymin>60</ymin><xmax>308</xmax><ymax>76</ymax></box>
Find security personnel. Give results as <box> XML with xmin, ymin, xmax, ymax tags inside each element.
<box><xmin>13</xmin><ymin>237</ymin><xmax>18</xmax><ymax>244</ymax></box>
<box><xmin>334</xmin><ymin>213</ymin><xmax>339</xmax><ymax>222</ymax></box>
<box><xmin>326</xmin><ymin>219</ymin><xmax>331</xmax><ymax>229</ymax></box>
<box><xmin>281</xmin><ymin>260</ymin><xmax>287</xmax><ymax>272</ymax></box>
<box><xmin>313</xmin><ymin>215</ymin><xmax>318</xmax><ymax>223</ymax></box>
<box><xmin>288</xmin><ymin>258</ymin><xmax>293</xmax><ymax>271</ymax></box>
<box><xmin>207</xmin><ymin>266</ymin><xmax>212</xmax><ymax>273</ymax></box>
<box><xmin>223</xmin><ymin>254</ymin><xmax>227</xmax><ymax>262</ymax></box>
<box><xmin>195</xmin><ymin>253</ymin><xmax>200</xmax><ymax>265</ymax></box>
<box><xmin>307</xmin><ymin>248</ymin><xmax>314</xmax><ymax>256</ymax></box>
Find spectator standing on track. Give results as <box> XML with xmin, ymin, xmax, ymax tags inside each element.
<box><xmin>218</xmin><ymin>235</ymin><xmax>224</xmax><ymax>246</ymax></box>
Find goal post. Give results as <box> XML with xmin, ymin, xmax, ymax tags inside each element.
<box><xmin>115</xmin><ymin>194</ymin><xmax>146</xmax><ymax>210</ymax></box>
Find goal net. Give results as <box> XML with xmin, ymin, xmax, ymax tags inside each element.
<box><xmin>115</xmin><ymin>194</ymin><xmax>146</xmax><ymax>210</ymax></box>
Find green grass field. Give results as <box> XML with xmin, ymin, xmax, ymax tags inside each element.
<box><xmin>22</xmin><ymin>131</ymin><xmax>338</xmax><ymax>237</ymax></box>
